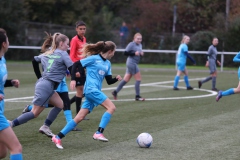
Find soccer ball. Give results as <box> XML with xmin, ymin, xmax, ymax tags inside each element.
<box><xmin>136</xmin><ymin>132</ymin><xmax>153</xmax><ymax>148</ymax></box>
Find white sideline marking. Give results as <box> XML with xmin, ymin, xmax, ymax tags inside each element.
<box><xmin>5</xmin><ymin>77</ymin><xmax>217</xmax><ymax>102</ymax></box>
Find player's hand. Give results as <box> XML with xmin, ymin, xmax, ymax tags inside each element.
<box><xmin>205</xmin><ymin>61</ymin><xmax>209</xmax><ymax>67</ymax></box>
<box><xmin>135</xmin><ymin>51</ymin><xmax>140</xmax><ymax>56</ymax></box>
<box><xmin>70</xmin><ymin>80</ymin><xmax>76</xmax><ymax>91</ymax></box>
<box><xmin>217</xmin><ymin>61</ymin><xmax>221</xmax><ymax>66</ymax></box>
<box><xmin>76</xmin><ymin>72</ymin><xmax>80</xmax><ymax>78</ymax></box>
<box><xmin>116</xmin><ymin>75</ymin><xmax>122</xmax><ymax>81</ymax></box>
<box><xmin>140</xmin><ymin>52</ymin><xmax>144</xmax><ymax>56</ymax></box>
<box><xmin>0</xmin><ymin>94</ymin><xmax>4</xmax><ymax>101</ymax></box>
<box><xmin>11</xmin><ymin>79</ymin><xmax>20</xmax><ymax>88</ymax></box>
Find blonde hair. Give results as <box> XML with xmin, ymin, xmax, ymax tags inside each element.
<box><xmin>81</xmin><ymin>41</ymin><xmax>116</xmax><ymax>58</ymax></box>
<box><xmin>181</xmin><ymin>35</ymin><xmax>190</xmax><ymax>44</ymax></box>
<box><xmin>133</xmin><ymin>33</ymin><xmax>142</xmax><ymax>40</ymax></box>
<box><xmin>41</xmin><ymin>32</ymin><xmax>68</xmax><ymax>55</ymax></box>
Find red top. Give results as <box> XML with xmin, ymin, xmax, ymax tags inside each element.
<box><xmin>70</xmin><ymin>35</ymin><xmax>86</xmax><ymax>62</ymax></box>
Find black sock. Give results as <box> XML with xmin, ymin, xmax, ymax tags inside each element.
<box><xmin>76</xmin><ymin>97</ymin><xmax>82</xmax><ymax>115</ymax></box>
<box><xmin>70</xmin><ymin>95</ymin><xmax>76</xmax><ymax>104</ymax></box>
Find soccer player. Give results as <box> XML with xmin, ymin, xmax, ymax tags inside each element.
<box><xmin>216</xmin><ymin>52</ymin><xmax>240</xmax><ymax>102</ymax></box>
<box><xmin>69</xmin><ymin>20</ymin><xmax>88</xmax><ymax>119</ymax></box>
<box><xmin>52</xmin><ymin>41</ymin><xmax>122</xmax><ymax>149</ymax></box>
<box><xmin>9</xmin><ymin>32</ymin><xmax>73</xmax><ymax>138</ymax></box>
<box><xmin>112</xmin><ymin>33</ymin><xmax>145</xmax><ymax>101</ymax></box>
<box><xmin>198</xmin><ymin>38</ymin><xmax>220</xmax><ymax>91</ymax></box>
<box><xmin>0</xmin><ymin>28</ymin><xmax>23</xmax><ymax>160</ymax></box>
<box><xmin>173</xmin><ymin>35</ymin><xmax>196</xmax><ymax>90</ymax></box>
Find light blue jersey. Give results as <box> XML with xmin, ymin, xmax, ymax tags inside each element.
<box><xmin>0</xmin><ymin>56</ymin><xmax>7</xmax><ymax>113</ymax></box>
<box><xmin>0</xmin><ymin>56</ymin><xmax>10</xmax><ymax>130</ymax></box>
<box><xmin>81</xmin><ymin>54</ymin><xmax>111</xmax><ymax>94</ymax></box>
<box><xmin>176</xmin><ymin>43</ymin><xmax>188</xmax><ymax>65</ymax></box>
<box><xmin>233</xmin><ymin>52</ymin><xmax>240</xmax><ymax>79</ymax></box>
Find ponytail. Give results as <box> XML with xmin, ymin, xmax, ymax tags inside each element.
<box><xmin>81</xmin><ymin>41</ymin><xmax>116</xmax><ymax>58</ymax></box>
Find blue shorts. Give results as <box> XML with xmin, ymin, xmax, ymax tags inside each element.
<box><xmin>82</xmin><ymin>90</ymin><xmax>107</xmax><ymax>113</ymax></box>
<box><xmin>55</xmin><ymin>80</ymin><xmax>68</xmax><ymax>93</ymax></box>
<box><xmin>0</xmin><ymin>113</ymin><xmax>9</xmax><ymax>131</ymax></box>
<box><xmin>177</xmin><ymin>62</ymin><xmax>186</xmax><ymax>71</ymax></box>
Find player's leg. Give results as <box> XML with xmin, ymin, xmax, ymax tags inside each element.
<box><xmin>216</xmin><ymin>68</ymin><xmax>240</xmax><ymax>101</ymax></box>
<box><xmin>39</xmin><ymin>91</ymin><xmax>63</xmax><ymax>137</ymax></box>
<box><xmin>0</xmin><ymin>114</ymin><xmax>22</xmax><ymax>160</ymax></box>
<box><xmin>173</xmin><ymin>62</ymin><xmax>183</xmax><ymax>90</ymax></box>
<box><xmin>112</xmin><ymin>72</ymin><xmax>132</xmax><ymax>100</ymax></box>
<box><xmin>183</xmin><ymin>68</ymin><xmax>193</xmax><ymax>90</ymax></box>
<box><xmin>198</xmin><ymin>63</ymin><xmax>214</xmax><ymax>88</ymax></box>
<box><xmin>134</xmin><ymin>70</ymin><xmax>145</xmax><ymax>101</ymax></box>
<box><xmin>52</xmin><ymin>107</ymin><xmax>89</xmax><ymax>149</ymax></box>
<box><xmin>93</xmin><ymin>97</ymin><xmax>116</xmax><ymax>142</ymax></box>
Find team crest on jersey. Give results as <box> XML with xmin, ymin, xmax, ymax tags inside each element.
<box><xmin>98</xmin><ymin>70</ymin><xmax>105</xmax><ymax>75</ymax></box>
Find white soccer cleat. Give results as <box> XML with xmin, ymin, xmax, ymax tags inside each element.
<box><xmin>39</xmin><ymin>125</ymin><xmax>54</xmax><ymax>137</ymax></box>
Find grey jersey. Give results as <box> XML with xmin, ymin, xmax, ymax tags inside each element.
<box><xmin>207</xmin><ymin>45</ymin><xmax>218</xmax><ymax>61</ymax></box>
<box><xmin>126</xmin><ymin>42</ymin><xmax>142</xmax><ymax>64</ymax></box>
<box><xmin>34</xmin><ymin>49</ymin><xmax>73</xmax><ymax>83</ymax></box>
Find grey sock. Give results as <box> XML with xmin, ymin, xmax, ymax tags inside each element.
<box><xmin>201</xmin><ymin>76</ymin><xmax>212</xmax><ymax>84</ymax></box>
<box><xmin>116</xmin><ymin>80</ymin><xmax>127</xmax><ymax>93</ymax></box>
<box><xmin>135</xmin><ymin>80</ymin><xmax>141</xmax><ymax>96</ymax></box>
<box><xmin>44</xmin><ymin>107</ymin><xmax>62</xmax><ymax>126</ymax></box>
<box><xmin>12</xmin><ymin>112</ymin><xmax>35</xmax><ymax>127</ymax></box>
<box><xmin>212</xmin><ymin>77</ymin><xmax>216</xmax><ymax>89</ymax></box>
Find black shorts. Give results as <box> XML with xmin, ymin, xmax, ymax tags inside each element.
<box><xmin>75</xmin><ymin>75</ymin><xmax>86</xmax><ymax>86</ymax></box>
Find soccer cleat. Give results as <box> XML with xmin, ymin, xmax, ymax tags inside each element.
<box><xmin>135</xmin><ymin>95</ymin><xmax>145</xmax><ymax>101</ymax></box>
<box><xmin>39</xmin><ymin>125</ymin><xmax>54</xmax><ymax>137</ymax></box>
<box><xmin>22</xmin><ymin>105</ymin><xmax>31</xmax><ymax>114</ymax></box>
<box><xmin>93</xmin><ymin>133</ymin><xmax>108</xmax><ymax>142</ymax></box>
<box><xmin>198</xmin><ymin>81</ymin><xmax>202</xmax><ymax>89</ymax></box>
<box><xmin>112</xmin><ymin>91</ymin><xmax>117</xmax><ymax>100</ymax></box>
<box><xmin>187</xmin><ymin>86</ymin><xmax>193</xmax><ymax>90</ymax></box>
<box><xmin>52</xmin><ymin>135</ymin><xmax>63</xmax><ymax>149</ymax></box>
<box><xmin>216</xmin><ymin>90</ymin><xmax>222</xmax><ymax>102</ymax></box>
<box><xmin>173</xmin><ymin>87</ymin><xmax>179</xmax><ymax>90</ymax></box>
<box><xmin>212</xmin><ymin>88</ymin><xmax>219</xmax><ymax>91</ymax></box>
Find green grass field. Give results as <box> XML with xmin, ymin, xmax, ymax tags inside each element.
<box><xmin>3</xmin><ymin>62</ymin><xmax>240</xmax><ymax>160</ymax></box>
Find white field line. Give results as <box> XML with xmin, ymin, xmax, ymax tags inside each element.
<box><xmin>5</xmin><ymin>77</ymin><xmax>216</xmax><ymax>102</ymax></box>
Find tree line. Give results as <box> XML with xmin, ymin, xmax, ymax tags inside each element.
<box><xmin>1</xmin><ymin>0</ymin><xmax>240</xmax><ymax>64</ymax></box>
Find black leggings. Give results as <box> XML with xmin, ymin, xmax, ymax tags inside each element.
<box><xmin>48</xmin><ymin>92</ymin><xmax>71</xmax><ymax>111</ymax></box>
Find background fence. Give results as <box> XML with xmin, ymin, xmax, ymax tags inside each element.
<box><xmin>8</xmin><ymin>45</ymin><xmax>238</xmax><ymax>71</ymax></box>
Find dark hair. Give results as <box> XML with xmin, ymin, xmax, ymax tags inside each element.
<box><xmin>81</xmin><ymin>41</ymin><xmax>116</xmax><ymax>58</ymax></box>
<box><xmin>75</xmin><ymin>20</ymin><xmax>86</xmax><ymax>28</ymax></box>
<box><xmin>41</xmin><ymin>32</ymin><xmax>52</xmax><ymax>53</ymax></box>
<box><xmin>0</xmin><ymin>28</ymin><xmax>7</xmax><ymax>50</ymax></box>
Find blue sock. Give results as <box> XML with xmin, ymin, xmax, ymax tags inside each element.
<box><xmin>60</xmin><ymin>119</ymin><xmax>77</xmax><ymax>136</ymax></box>
<box><xmin>10</xmin><ymin>153</ymin><xmax>23</xmax><ymax>160</ymax></box>
<box><xmin>96</xmin><ymin>112</ymin><xmax>112</xmax><ymax>134</ymax></box>
<box><xmin>222</xmin><ymin>88</ymin><xmax>234</xmax><ymax>96</ymax></box>
<box><xmin>28</xmin><ymin>105</ymin><xmax>33</xmax><ymax>111</ymax></box>
<box><xmin>184</xmin><ymin>76</ymin><xmax>190</xmax><ymax>87</ymax></box>
<box><xmin>173</xmin><ymin>76</ymin><xmax>180</xmax><ymax>88</ymax></box>
<box><xmin>63</xmin><ymin>110</ymin><xmax>73</xmax><ymax>123</ymax></box>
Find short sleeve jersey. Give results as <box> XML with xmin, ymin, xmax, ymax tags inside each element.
<box><xmin>70</xmin><ymin>35</ymin><xmax>86</xmax><ymax>62</ymax></box>
<box><xmin>125</xmin><ymin>42</ymin><xmax>142</xmax><ymax>64</ymax></box>
<box><xmin>207</xmin><ymin>45</ymin><xmax>218</xmax><ymax>61</ymax></box>
<box><xmin>176</xmin><ymin>43</ymin><xmax>188</xmax><ymax>64</ymax></box>
<box><xmin>0</xmin><ymin>57</ymin><xmax>7</xmax><ymax>113</ymax></box>
<box><xmin>34</xmin><ymin>49</ymin><xmax>73</xmax><ymax>83</ymax></box>
<box><xmin>80</xmin><ymin>54</ymin><xmax>111</xmax><ymax>94</ymax></box>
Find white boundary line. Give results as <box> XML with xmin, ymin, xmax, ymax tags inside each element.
<box><xmin>5</xmin><ymin>78</ymin><xmax>217</xmax><ymax>102</ymax></box>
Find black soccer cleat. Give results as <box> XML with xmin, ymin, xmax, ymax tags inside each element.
<box><xmin>186</xmin><ymin>86</ymin><xmax>193</xmax><ymax>90</ymax></box>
